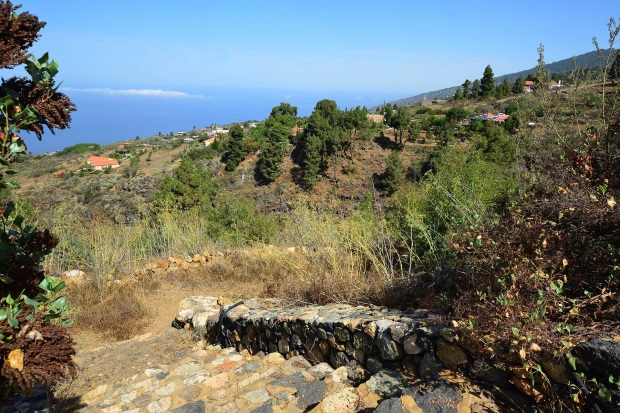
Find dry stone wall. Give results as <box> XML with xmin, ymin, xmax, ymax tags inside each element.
<box><xmin>174</xmin><ymin>297</ymin><xmax>468</xmax><ymax>380</ymax></box>
<box><xmin>175</xmin><ymin>297</ymin><xmax>620</xmax><ymax>411</ymax></box>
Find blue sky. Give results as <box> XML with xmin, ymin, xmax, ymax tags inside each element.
<box><xmin>15</xmin><ymin>1</ymin><xmax>620</xmax><ymax>94</ymax></box>
<box><xmin>3</xmin><ymin>1</ymin><xmax>619</xmax><ymax>153</ymax></box>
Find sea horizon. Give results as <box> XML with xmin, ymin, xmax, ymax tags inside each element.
<box><xmin>24</xmin><ymin>87</ymin><xmax>407</xmax><ymax>155</ymax></box>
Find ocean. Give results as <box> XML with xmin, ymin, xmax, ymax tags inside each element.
<box><xmin>25</xmin><ymin>87</ymin><xmax>405</xmax><ymax>154</ymax></box>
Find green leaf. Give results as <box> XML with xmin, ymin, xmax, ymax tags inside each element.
<box><xmin>49</xmin><ymin>296</ymin><xmax>66</xmax><ymax>309</ymax></box>
<box><xmin>0</xmin><ymin>181</ymin><xmax>20</xmax><ymax>190</ymax></box>
<box><xmin>38</xmin><ymin>277</ymin><xmax>50</xmax><ymax>292</ymax></box>
<box><xmin>0</xmin><ymin>95</ymin><xmax>14</xmax><ymax>109</ymax></box>
<box><xmin>13</xmin><ymin>215</ymin><xmax>24</xmax><ymax>228</ymax></box>
<box><xmin>2</xmin><ymin>203</ymin><xmax>14</xmax><ymax>219</ymax></box>
<box><xmin>568</xmin><ymin>355</ymin><xmax>577</xmax><ymax>370</ymax></box>
<box><xmin>8</xmin><ymin>316</ymin><xmax>18</xmax><ymax>328</ymax></box>
<box><xmin>512</xmin><ymin>327</ymin><xmax>520</xmax><ymax>337</ymax></box>
<box><xmin>598</xmin><ymin>387</ymin><xmax>612</xmax><ymax>401</ymax></box>
<box><xmin>23</xmin><ymin>296</ymin><xmax>40</xmax><ymax>309</ymax></box>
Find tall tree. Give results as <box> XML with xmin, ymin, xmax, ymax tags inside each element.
<box><xmin>453</xmin><ymin>87</ymin><xmax>464</xmax><ymax>100</ymax></box>
<box><xmin>471</xmin><ymin>79</ymin><xmax>482</xmax><ymax>99</ymax></box>
<box><xmin>497</xmin><ymin>77</ymin><xmax>512</xmax><ymax>98</ymax></box>
<box><xmin>153</xmin><ymin>157</ymin><xmax>216</xmax><ymax>210</ymax></box>
<box><xmin>480</xmin><ymin>65</ymin><xmax>495</xmax><ymax>98</ymax></box>
<box><xmin>388</xmin><ymin>107</ymin><xmax>410</xmax><ymax>146</ymax></box>
<box><xmin>301</xmin><ymin>132</ymin><xmax>322</xmax><ymax>189</ymax></box>
<box><xmin>296</xmin><ymin>99</ymin><xmax>347</xmax><ymax>188</ymax></box>
<box><xmin>222</xmin><ymin>124</ymin><xmax>245</xmax><ymax>171</ymax></box>
<box><xmin>378</xmin><ymin>150</ymin><xmax>405</xmax><ymax>196</ymax></box>
<box><xmin>257</xmin><ymin>103</ymin><xmax>297</xmax><ymax>183</ymax></box>
<box><xmin>462</xmin><ymin>79</ymin><xmax>471</xmax><ymax>99</ymax></box>
<box><xmin>512</xmin><ymin>75</ymin><xmax>525</xmax><ymax>94</ymax></box>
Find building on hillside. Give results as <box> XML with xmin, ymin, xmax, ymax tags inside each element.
<box><xmin>421</xmin><ymin>98</ymin><xmax>447</xmax><ymax>106</ymax></box>
<box><xmin>524</xmin><ymin>80</ymin><xmax>534</xmax><ymax>93</ymax></box>
<box><xmin>291</xmin><ymin>126</ymin><xmax>304</xmax><ymax>137</ymax></box>
<box><xmin>213</xmin><ymin>128</ymin><xmax>229</xmax><ymax>135</ymax></box>
<box><xmin>183</xmin><ymin>137</ymin><xmax>195</xmax><ymax>143</ymax></box>
<box><xmin>86</xmin><ymin>156</ymin><xmax>120</xmax><ymax>171</ymax></box>
<box><xmin>175</xmin><ymin>132</ymin><xmax>186</xmax><ymax>137</ymax></box>
<box><xmin>204</xmin><ymin>137</ymin><xmax>216</xmax><ymax>146</ymax></box>
<box><xmin>470</xmin><ymin>113</ymin><xmax>510</xmax><ymax>124</ymax></box>
<box><xmin>367</xmin><ymin>114</ymin><xmax>384</xmax><ymax>123</ymax></box>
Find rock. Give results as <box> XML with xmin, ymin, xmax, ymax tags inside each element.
<box><xmin>334</xmin><ymin>326</ymin><xmax>350</xmax><ymax>342</ymax></box>
<box><xmin>374</xmin><ymin>398</ymin><xmax>409</xmax><ymax>413</ymax></box>
<box><xmin>401</xmin><ymin>378</ymin><xmax>464</xmax><ymax>412</ymax></box>
<box><xmin>470</xmin><ymin>358</ymin><xmax>510</xmax><ymax>389</ymax></box>
<box><xmin>573</xmin><ymin>339</ymin><xmax>620</xmax><ymax>379</ymax></box>
<box><xmin>345</xmin><ymin>362</ymin><xmax>370</xmax><ymax>385</ymax></box>
<box><xmin>402</xmin><ymin>334</ymin><xmax>423</xmax><ymax>355</ymax></box>
<box><xmin>62</xmin><ymin>270</ymin><xmax>86</xmax><ymax>278</ymax></box>
<box><xmin>146</xmin><ymin>396</ymin><xmax>172</xmax><ymax>413</ymax></box>
<box><xmin>353</xmin><ymin>331</ymin><xmax>376</xmax><ymax>355</ymax></box>
<box><xmin>175</xmin><ymin>297</ymin><xmax>219</xmax><ymax>324</ymax></box>
<box><xmin>388</xmin><ymin>323</ymin><xmax>408</xmax><ymax>343</ymax></box>
<box><xmin>365</xmin><ymin>370</ymin><xmax>408</xmax><ymax>398</ymax></box>
<box><xmin>377</xmin><ymin>329</ymin><xmax>405</xmax><ymax>361</ymax></box>
<box><xmin>367</xmin><ymin>357</ymin><xmax>383</xmax><ymax>374</ymax></box>
<box><xmin>418</xmin><ymin>353</ymin><xmax>443</xmax><ymax>379</ymax></box>
<box><xmin>240</xmin><ymin>388</ymin><xmax>271</xmax><ymax>405</ymax></box>
<box><xmin>436</xmin><ymin>338</ymin><xmax>468</xmax><ymax>371</ymax></box>
<box><xmin>278</xmin><ymin>338</ymin><xmax>290</xmax><ymax>354</ymax></box>
<box><xmin>171</xmin><ymin>401</ymin><xmax>206</xmax><ymax>413</ymax></box>
<box><xmin>541</xmin><ymin>358</ymin><xmax>571</xmax><ymax>385</ymax></box>
<box><xmin>317</xmin><ymin>387</ymin><xmax>360</xmax><ymax>413</ymax></box>
<box><xmin>330</xmin><ymin>351</ymin><xmax>349</xmax><ymax>368</ymax></box>
<box><xmin>296</xmin><ymin>380</ymin><xmax>326</xmax><ymax>409</ymax></box>
<box><xmin>307</xmin><ymin>363</ymin><xmax>334</xmax><ymax>379</ymax></box>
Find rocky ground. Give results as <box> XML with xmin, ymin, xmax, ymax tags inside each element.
<box><xmin>4</xmin><ymin>322</ymin><xmax>499</xmax><ymax>413</ymax></box>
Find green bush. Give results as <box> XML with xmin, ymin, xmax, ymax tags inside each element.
<box><xmin>388</xmin><ymin>145</ymin><xmax>518</xmax><ymax>266</ymax></box>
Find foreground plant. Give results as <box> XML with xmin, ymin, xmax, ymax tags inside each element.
<box><xmin>0</xmin><ymin>0</ymin><xmax>76</xmax><ymax>402</ymax></box>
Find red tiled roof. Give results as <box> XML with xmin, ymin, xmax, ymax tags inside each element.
<box><xmin>87</xmin><ymin>156</ymin><xmax>119</xmax><ymax>167</ymax></box>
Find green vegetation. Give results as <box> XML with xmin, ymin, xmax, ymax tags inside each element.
<box><xmin>56</xmin><ymin>143</ymin><xmax>100</xmax><ymax>156</ymax></box>
<box><xmin>221</xmin><ymin>124</ymin><xmax>246</xmax><ymax>171</ymax></box>
<box><xmin>2</xmin><ymin>8</ymin><xmax>619</xmax><ymax>410</ymax></box>
<box><xmin>152</xmin><ymin>157</ymin><xmax>216</xmax><ymax>211</ymax></box>
<box><xmin>257</xmin><ymin>103</ymin><xmax>297</xmax><ymax>183</ymax></box>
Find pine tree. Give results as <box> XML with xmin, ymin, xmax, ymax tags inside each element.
<box><xmin>257</xmin><ymin>121</ymin><xmax>289</xmax><ymax>183</ymax></box>
<box><xmin>301</xmin><ymin>132</ymin><xmax>322</xmax><ymax>189</ymax></box>
<box><xmin>453</xmin><ymin>87</ymin><xmax>464</xmax><ymax>100</ymax></box>
<box><xmin>222</xmin><ymin>124</ymin><xmax>245</xmax><ymax>171</ymax></box>
<box><xmin>462</xmin><ymin>79</ymin><xmax>471</xmax><ymax>99</ymax></box>
<box><xmin>153</xmin><ymin>157</ymin><xmax>216</xmax><ymax>210</ymax></box>
<box><xmin>471</xmin><ymin>79</ymin><xmax>482</xmax><ymax>99</ymax></box>
<box><xmin>480</xmin><ymin>65</ymin><xmax>495</xmax><ymax>98</ymax></box>
<box><xmin>512</xmin><ymin>76</ymin><xmax>525</xmax><ymax>94</ymax></box>
<box><xmin>378</xmin><ymin>150</ymin><xmax>405</xmax><ymax>196</ymax></box>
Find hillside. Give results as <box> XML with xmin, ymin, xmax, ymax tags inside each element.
<box><xmin>383</xmin><ymin>48</ymin><xmax>617</xmax><ymax>107</ymax></box>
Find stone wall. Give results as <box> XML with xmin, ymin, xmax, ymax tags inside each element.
<box><xmin>175</xmin><ymin>297</ymin><xmax>620</xmax><ymax>411</ymax></box>
<box><xmin>175</xmin><ymin>297</ymin><xmax>468</xmax><ymax>380</ymax></box>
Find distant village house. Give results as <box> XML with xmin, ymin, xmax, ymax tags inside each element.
<box><xmin>470</xmin><ymin>113</ymin><xmax>510</xmax><ymax>124</ymax></box>
<box><xmin>291</xmin><ymin>126</ymin><xmax>304</xmax><ymax>137</ymax></box>
<box><xmin>86</xmin><ymin>156</ymin><xmax>120</xmax><ymax>171</ymax></box>
<box><xmin>366</xmin><ymin>114</ymin><xmax>384</xmax><ymax>123</ymax></box>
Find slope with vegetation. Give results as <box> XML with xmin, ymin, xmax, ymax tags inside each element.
<box><xmin>2</xmin><ymin>5</ymin><xmax>620</xmax><ymax>410</ymax></box>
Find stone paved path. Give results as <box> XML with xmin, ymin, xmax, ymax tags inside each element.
<box><xmin>3</xmin><ymin>323</ymin><xmax>500</xmax><ymax>412</ymax></box>
<box><xmin>6</xmin><ymin>327</ymin><xmax>389</xmax><ymax>413</ymax></box>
